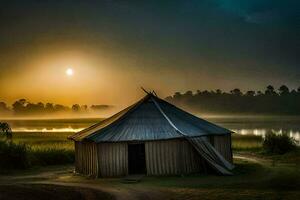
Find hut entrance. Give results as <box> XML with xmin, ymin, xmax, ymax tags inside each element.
<box><xmin>128</xmin><ymin>143</ymin><xmax>146</xmax><ymax>174</ymax></box>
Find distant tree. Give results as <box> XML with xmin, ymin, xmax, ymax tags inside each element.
<box><xmin>183</xmin><ymin>91</ymin><xmax>193</xmax><ymax>98</ymax></box>
<box><xmin>0</xmin><ymin>102</ymin><xmax>9</xmax><ymax>112</ymax></box>
<box><xmin>12</xmin><ymin>99</ymin><xmax>27</xmax><ymax>114</ymax></box>
<box><xmin>216</xmin><ymin>89</ymin><xmax>222</xmax><ymax>94</ymax></box>
<box><xmin>246</xmin><ymin>91</ymin><xmax>255</xmax><ymax>97</ymax></box>
<box><xmin>36</xmin><ymin>102</ymin><xmax>44</xmax><ymax>110</ymax></box>
<box><xmin>173</xmin><ymin>92</ymin><xmax>182</xmax><ymax>100</ymax></box>
<box><xmin>290</xmin><ymin>89</ymin><xmax>297</xmax><ymax>95</ymax></box>
<box><xmin>90</xmin><ymin>105</ymin><xmax>111</xmax><ymax>111</ymax></box>
<box><xmin>0</xmin><ymin>122</ymin><xmax>12</xmax><ymax>141</ymax></box>
<box><xmin>279</xmin><ymin>85</ymin><xmax>289</xmax><ymax>95</ymax></box>
<box><xmin>54</xmin><ymin>104</ymin><xmax>69</xmax><ymax>112</ymax></box>
<box><xmin>81</xmin><ymin>105</ymin><xmax>88</xmax><ymax>111</ymax></box>
<box><xmin>45</xmin><ymin>103</ymin><xmax>55</xmax><ymax>112</ymax></box>
<box><xmin>230</xmin><ymin>88</ymin><xmax>242</xmax><ymax>96</ymax></box>
<box><xmin>72</xmin><ymin>104</ymin><xmax>81</xmax><ymax>112</ymax></box>
<box><xmin>265</xmin><ymin>85</ymin><xmax>277</xmax><ymax>95</ymax></box>
<box><xmin>297</xmin><ymin>87</ymin><xmax>300</xmax><ymax>93</ymax></box>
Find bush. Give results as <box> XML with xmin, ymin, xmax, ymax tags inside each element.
<box><xmin>0</xmin><ymin>141</ymin><xmax>30</xmax><ymax>170</ymax></box>
<box><xmin>263</xmin><ymin>132</ymin><xmax>297</xmax><ymax>154</ymax></box>
<box><xmin>29</xmin><ymin>148</ymin><xmax>74</xmax><ymax>166</ymax></box>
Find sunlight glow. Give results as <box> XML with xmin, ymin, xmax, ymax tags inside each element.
<box><xmin>66</xmin><ymin>68</ymin><xmax>74</xmax><ymax>76</ymax></box>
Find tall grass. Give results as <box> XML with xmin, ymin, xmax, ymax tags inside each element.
<box><xmin>232</xmin><ymin>135</ymin><xmax>262</xmax><ymax>151</ymax></box>
<box><xmin>0</xmin><ymin>132</ymin><xmax>75</xmax><ymax>172</ymax></box>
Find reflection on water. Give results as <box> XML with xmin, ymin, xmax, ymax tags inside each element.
<box><xmin>4</xmin><ymin>116</ymin><xmax>300</xmax><ymax>143</ymax></box>
<box><xmin>13</xmin><ymin>127</ymin><xmax>84</xmax><ymax>133</ymax></box>
<box><xmin>233</xmin><ymin>129</ymin><xmax>300</xmax><ymax>143</ymax></box>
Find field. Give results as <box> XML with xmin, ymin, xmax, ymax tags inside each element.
<box><xmin>0</xmin><ymin>131</ymin><xmax>263</xmax><ymax>170</ymax></box>
<box><xmin>7</xmin><ymin>131</ymin><xmax>263</xmax><ymax>151</ymax></box>
<box><xmin>1</xmin><ymin>121</ymin><xmax>300</xmax><ymax>199</ymax></box>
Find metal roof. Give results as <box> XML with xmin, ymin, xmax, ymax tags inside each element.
<box><xmin>69</xmin><ymin>94</ymin><xmax>232</xmax><ymax>142</ymax></box>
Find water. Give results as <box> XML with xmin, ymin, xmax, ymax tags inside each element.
<box><xmin>209</xmin><ymin>116</ymin><xmax>300</xmax><ymax>143</ymax></box>
<box><xmin>2</xmin><ymin>116</ymin><xmax>300</xmax><ymax>143</ymax></box>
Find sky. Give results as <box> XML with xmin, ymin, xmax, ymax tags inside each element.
<box><xmin>0</xmin><ymin>0</ymin><xmax>299</xmax><ymax>107</ymax></box>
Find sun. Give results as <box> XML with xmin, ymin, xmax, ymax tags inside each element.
<box><xmin>66</xmin><ymin>68</ymin><xmax>74</xmax><ymax>76</ymax></box>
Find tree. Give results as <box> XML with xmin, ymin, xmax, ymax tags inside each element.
<box><xmin>90</xmin><ymin>105</ymin><xmax>111</xmax><ymax>111</ymax></box>
<box><xmin>230</xmin><ymin>88</ymin><xmax>242</xmax><ymax>96</ymax></box>
<box><xmin>278</xmin><ymin>85</ymin><xmax>289</xmax><ymax>95</ymax></box>
<box><xmin>173</xmin><ymin>92</ymin><xmax>182</xmax><ymax>100</ymax></box>
<box><xmin>297</xmin><ymin>87</ymin><xmax>300</xmax><ymax>93</ymax></box>
<box><xmin>72</xmin><ymin>104</ymin><xmax>81</xmax><ymax>112</ymax></box>
<box><xmin>81</xmin><ymin>105</ymin><xmax>88</xmax><ymax>111</ymax></box>
<box><xmin>12</xmin><ymin>99</ymin><xmax>27</xmax><ymax>114</ymax></box>
<box><xmin>0</xmin><ymin>102</ymin><xmax>9</xmax><ymax>112</ymax></box>
<box><xmin>0</xmin><ymin>122</ymin><xmax>12</xmax><ymax>141</ymax></box>
<box><xmin>216</xmin><ymin>89</ymin><xmax>222</xmax><ymax>94</ymax></box>
<box><xmin>45</xmin><ymin>103</ymin><xmax>55</xmax><ymax>113</ymax></box>
<box><xmin>246</xmin><ymin>91</ymin><xmax>255</xmax><ymax>97</ymax></box>
<box><xmin>265</xmin><ymin>85</ymin><xmax>276</xmax><ymax>95</ymax></box>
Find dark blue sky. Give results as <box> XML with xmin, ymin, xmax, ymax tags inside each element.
<box><xmin>0</xmin><ymin>0</ymin><xmax>299</xmax><ymax>104</ymax></box>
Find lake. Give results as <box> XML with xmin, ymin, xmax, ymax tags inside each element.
<box><xmin>2</xmin><ymin>116</ymin><xmax>300</xmax><ymax>143</ymax></box>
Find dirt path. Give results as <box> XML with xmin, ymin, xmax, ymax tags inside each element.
<box><xmin>0</xmin><ymin>166</ymin><xmax>164</xmax><ymax>200</ymax></box>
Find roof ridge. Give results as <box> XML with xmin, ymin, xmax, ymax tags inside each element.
<box><xmin>154</xmin><ymin>97</ymin><xmax>233</xmax><ymax>134</ymax></box>
<box><xmin>151</xmin><ymin>96</ymin><xmax>187</xmax><ymax>137</ymax></box>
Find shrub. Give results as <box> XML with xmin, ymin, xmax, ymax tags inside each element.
<box><xmin>29</xmin><ymin>148</ymin><xmax>74</xmax><ymax>166</ymax></box>
<box><xmin>0</xmin><ymin>141</ymin><xmax>30</xmax><ymax>170</ymax></box>
<box><xmin>263</xmin><ymin>132</ymin><xmax>297</xmax><ymax>154</ymax></box>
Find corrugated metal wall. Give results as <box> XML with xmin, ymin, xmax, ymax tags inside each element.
<box><xmin>97</xmin><ymin>142</ymin><xmax>128</xmax><ymax>177</ymax></box>
<box><xmin>74</xmin><ymin>141</ymin><xmax>98</xmax><ymax>176</ymax></box>
<box><xmin>145</xmin><ymin>139</ymin><xmax>206</xmax><ymax>175</ymax></box>
<box><xmin>74</xmin><ymin>135</ymin><xmax>232</xmax><ymax>177</ymax></box>
<box><xmin>213</xmin><ymin>134</ymin><xmax>233</xmax><ymax>163</ymax></box>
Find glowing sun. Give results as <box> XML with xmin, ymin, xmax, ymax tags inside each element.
<box><xmin>66</xmin><ymin>68</ymin><xmax>74</xmax><ymax>76</ymax></box>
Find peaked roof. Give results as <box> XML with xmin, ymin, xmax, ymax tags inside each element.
<box><xmin>69</xmin><ymin>94</ymin><xmax>232</xmax><ymax>142</ymax></box>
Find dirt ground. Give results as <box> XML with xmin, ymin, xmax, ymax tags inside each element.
<box><xmin>0</xmin><ymin>184</ymin><xmax>114</xmax><ymax>200</ymax></box>
<box><xmin>0</xmin><ymin>153</ymin><xmax>299</xmax><ymax>200</ymax></box>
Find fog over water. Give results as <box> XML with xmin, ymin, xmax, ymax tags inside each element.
<box><xmin>2</xmin><ymin>115</ymin><xmax>300</xmax><ymax>143</ymax></box>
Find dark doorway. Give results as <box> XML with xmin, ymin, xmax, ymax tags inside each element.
<box><xmin>128</xmin><ymin>143</ymin><xmax>146</xmax><ymax>174</ymax></box>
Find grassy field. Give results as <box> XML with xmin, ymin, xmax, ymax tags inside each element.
<box><xmin>6</xmin><ymin>132</ymin><xmax>263</xmax><ymax>152</ymax></box>
<box><xmin>0</xmin><ymin>131</ymin><xmax>264</xmax><ymax>170</ymax></box>
<box><xmin>1</xmin><ymin>131</ymin><xmax>299</xmax><ymax>199</ymax></box>
<box><xmin>10</xmin><ymin>132</ymin><xmax>74</xmax><ymax>150</ymax></box>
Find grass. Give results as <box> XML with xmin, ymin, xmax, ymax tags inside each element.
<box><xmin>0</xmin><ymin>132</ymin><xmax>74</xmax><ymax>171</ymax></box>
<box><xmin>10</xmin><ymin>132</ymin><xmax>74</xmax><ymax>151</ymax></box>
<box><xmin>69</xmin><ymin>153</ymin><xmax>299</xmax><ymax>200</ymax></box>
<box><xmin>9</xmin><ymin>132</ymin><xmax>264</xmax><ymax>152</ymax></box>
<box><xmin>1</xmin><ymin>130</ymin><xmax>299</xmax><ymax>199</ymax></box>
<box><xmin>232</xmin><ymin>134</ymin><xmax>263</xmax><ymax>151</ymax></box>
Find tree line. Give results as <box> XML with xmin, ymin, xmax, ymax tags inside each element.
<box><xmin>165</xmin><ymin>85</ymin><xmax>300</xmax><ymax>115</ymax></box>
<box><xmin>0</xmin><ymin>99</ymin><xmax>112</xmax><ymax>116</ymax></box>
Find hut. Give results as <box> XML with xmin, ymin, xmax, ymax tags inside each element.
<box><xmin>69</xmin><ymin>92</ymin><xmax>234</xmax><ymax>177</ymax></box>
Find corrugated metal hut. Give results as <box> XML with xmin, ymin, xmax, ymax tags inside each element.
<box><xmin>69</xmin><ymin>92</ymin><xmax>234</xmax><ymax>177</ymax></box>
